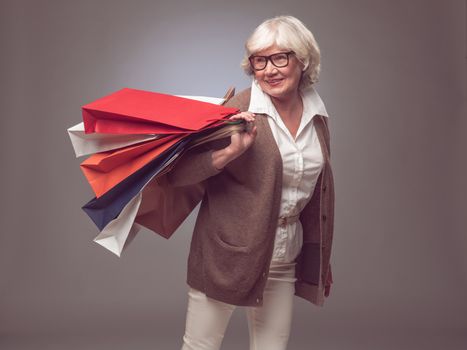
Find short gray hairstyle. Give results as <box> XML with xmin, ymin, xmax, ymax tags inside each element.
<box><xmin>241</xmin><ymin>15</ymin><xmax>321</xmax><ymax>89</ymax></box>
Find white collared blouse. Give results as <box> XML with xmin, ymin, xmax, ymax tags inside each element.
<box><xmin>248</xmin><ymin>80</ymin><xmax>329</xmax><ymax>263</ymax></box>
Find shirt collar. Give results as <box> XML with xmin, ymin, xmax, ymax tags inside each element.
<box><xmin>247</xmin><ymin>79</ymin><xmax>329</xmax><ymax>123</ymax></box>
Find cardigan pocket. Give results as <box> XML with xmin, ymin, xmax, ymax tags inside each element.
<box><xmin>212</xmin><ymin>230</ymin><xmax>250</xmax><ymax>253</ymax></box>
<box><xmin>203</xmin><ymin>230</ymin><xmax>257</xmax><ymax>295</ymax></box>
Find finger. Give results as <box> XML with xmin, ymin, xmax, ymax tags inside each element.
<box><xmin>244</xmin><ymin>112</ymin><xmax>255</xmax><ymax>120</ymax></box>
<box><xmin>245</xmin><ymin>121</ymin><xmax>252</xmax><ymax>133</ymax></box>
<box><xmin>229</xmin><ymin>112</ymin><xmax>255</xmax><ymax>121</ymax></box>
<box><xmin>245</xmin><ymin>112</ymin><xmax>255</xmax><ymax>121</ymax></box>
<box><xmin>229</xmin><ymin>114</ymin><xmax>252</xmax><ymax>122</ymax></box>
<box><xmin>245</xmin><ymin>123</ymin><xmax>257</xmax><ymax>135</ymax></box>
<box><xmin>245</xmin><ymin>119</ymin><xmax>257</xmax><ymax>132</ymax></box>
<box><xmin>250</xmin><ymin>125</ymin><xmax>257</xmax><ymax>136</ymax></box>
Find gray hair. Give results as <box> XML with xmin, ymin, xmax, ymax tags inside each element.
<box><xmin>241</xmin><ymin>15</ymin><xmax>321</xmax><ymax>89</ymax></box>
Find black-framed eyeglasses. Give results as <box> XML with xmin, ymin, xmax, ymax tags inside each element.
<box><xmin>248</xmin><ymin>51</ymin><xmax>295</xmax><ymax>71</ymax></box>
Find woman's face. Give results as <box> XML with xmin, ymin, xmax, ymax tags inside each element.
<box><xmin>252</xmin><ymin>44</ymin><xmax>304</xmax><ymax>101</ymax></box>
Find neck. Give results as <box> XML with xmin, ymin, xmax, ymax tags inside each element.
<box><xmin>270</xmin><ymin>90</ymin><xmax>302</xmax><ymax>118</ymax></box>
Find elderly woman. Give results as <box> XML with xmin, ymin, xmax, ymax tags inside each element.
<box><xmin>164</xmin><ymin>15</ymin><xmax>334</xmax><ymax>350</ymax></box>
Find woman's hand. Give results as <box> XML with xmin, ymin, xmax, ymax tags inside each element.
<box><xmin>212</xmin><ymin>112</ymin><xmax>257</xmax><ymax>170</ymax></box>
<box><xmin>227</xmin><ymin>112</ymin><xmax>257</xmax><ymax>155</ymax></box>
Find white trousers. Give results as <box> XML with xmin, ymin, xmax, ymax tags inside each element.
<box><xmin>181</xmin><ymin>262</ymin><xmax>296</xmax><ymax>350</ymax></box>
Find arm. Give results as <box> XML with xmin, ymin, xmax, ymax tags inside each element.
<box><xmin>164</xmin><ymin>112</ymin><xmax>257</xmax><ymax>187</ymax></box>
<box><xmin>163</xmin><ymin>141</ymin><xmax>225</xmax><ymax>187</ymax></box>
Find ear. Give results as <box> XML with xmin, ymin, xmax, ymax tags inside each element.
<box><xmin>297</xmin><ymin>56</ymin><xmax>309</xmax><ymax>71</ymax></box>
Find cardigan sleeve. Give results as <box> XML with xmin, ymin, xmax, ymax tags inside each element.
<box><xmin>163</xmin><ymin>138</ymin><xmax>229</xmax><ymax>187</ymax></box>
<box><xmin>164</xmin><ymin>87</ymin><xmax>250</xmax><ymax>188</ymax></box>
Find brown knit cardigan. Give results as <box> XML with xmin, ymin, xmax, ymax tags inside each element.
<box><xmin>135</xmin><ymin>87</ymin><xmax>335</xmax><ymax>307</ymax></box>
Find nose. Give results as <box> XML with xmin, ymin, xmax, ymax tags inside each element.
<box><xmin>264</xmin><ymin>59</ymin><xmax>278</xmax><ymax>75</ymax></box>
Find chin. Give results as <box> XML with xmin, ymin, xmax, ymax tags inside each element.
<box><xmin>263</xmin><ymin>86</ymin><xmax>292</xmax><ymax>100</ymax></box>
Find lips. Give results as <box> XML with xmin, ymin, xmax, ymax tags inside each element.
<box><xmin>266</xmin><ymin>79</ymin><xmax>283</xmax><ymax>86</ymax></box>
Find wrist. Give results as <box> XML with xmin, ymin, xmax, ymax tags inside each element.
<box><xmin>223</xmin><ymin>145</ymin><xmax>238</xmax><ymax>159</ymax></box>
<box><xmin>212</xmin><ymin>147</ymin><xmax>236</xmax><ymax>170</ymax></box>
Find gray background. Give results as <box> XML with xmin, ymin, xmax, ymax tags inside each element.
<box><xmin>1</xmin><ymin>0</ymin><xmax>466</xmax><ymax>349</ymax></box>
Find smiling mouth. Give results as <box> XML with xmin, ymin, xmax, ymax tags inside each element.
<box><xmin>266</xmin><ymin>79</ymin><xmax>283</xmax><ymax>86</ymax></box>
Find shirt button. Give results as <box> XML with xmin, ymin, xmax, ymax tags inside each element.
<box><xmin>262</xmin><ymin>271</ymin><xmax>267</xmax><ymax>277</ymax></box>
<box><xmin>322</xmin><ymin>214</ymin><xmax>327</xmax><ymax>222</ymax></box>
<box><xmin>323</xmin><ymin>185</ymin><xmax>327</xmax><ymax>192</ymax></box>
<box><xmin>256</xmin><ymin>298</ymin><xmax>261</xmax><ymax>303</ymax></box>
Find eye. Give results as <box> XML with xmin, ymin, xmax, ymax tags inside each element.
<box><xmin>271</xmin><ymin>53</ymin><xmax>288</xmax><ymax>65</ymax></box>
<box><xmin>252</xmin><ymin>56</ymin><xmax>266</xmax><ymax>65</ymax></box>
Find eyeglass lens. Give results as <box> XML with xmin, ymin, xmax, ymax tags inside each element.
<box><xmin>250</xmin><ymin>53</ymin><xmax>290</xmax><ymax>70</ymax></box>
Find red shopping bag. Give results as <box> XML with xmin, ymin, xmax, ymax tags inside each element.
<box><xmin>82</xmin><ymin>88</ymin><xmax>239</xmax><ymax>135</ymax></box>
<box><xmin>80</xmin><ymin>134</ymin><xmax>183</xmax><ymax>198</ymax></box>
